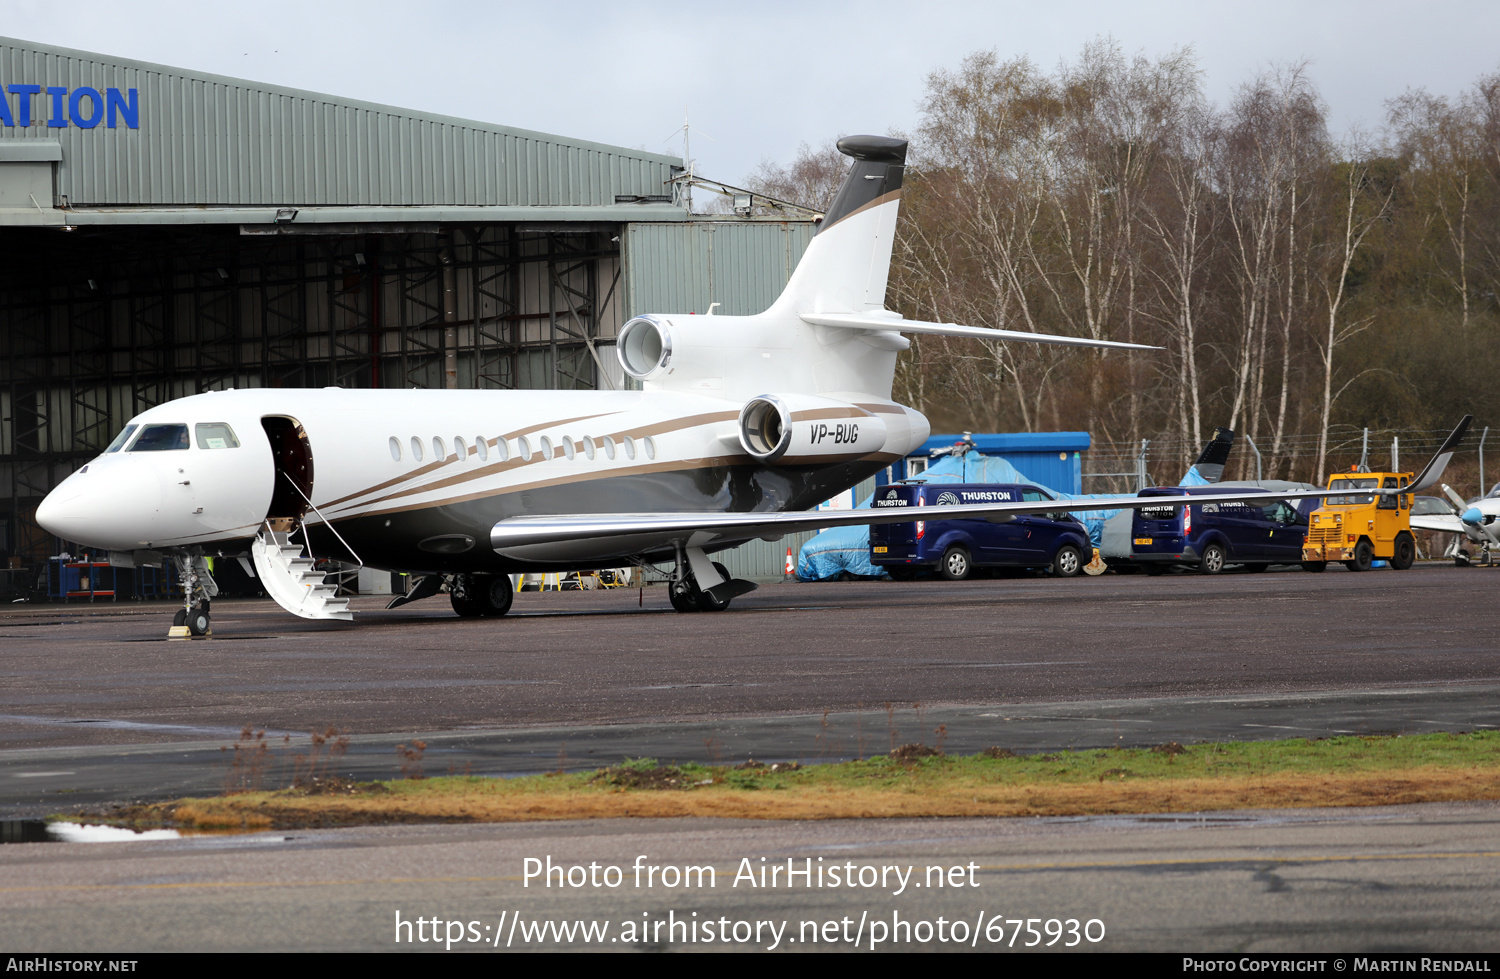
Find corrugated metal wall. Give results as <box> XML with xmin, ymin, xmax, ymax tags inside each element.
<box><xmin>0</xmin><ymin>37</ymin><xmax>680</xmax><ymax>207</ymax></box>
<box><xmin>623</xmin><ymin>220</ymin><xmax>815</xmax><ymax>316</ymax></box>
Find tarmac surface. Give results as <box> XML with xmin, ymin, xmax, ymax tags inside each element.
<box><xmin>2</xmin><ymin>802</ymin><xmax>1498</xmax><ymax>951</ymax></box>
<box><xmin>3</xmin><ymin>561</ymin><xmax>1500</xmax><ymax>951</ymax></box>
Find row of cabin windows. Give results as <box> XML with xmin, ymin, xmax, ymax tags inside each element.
<box><xmin>106</xmin><ymin>422</ymin><xmax>240</xmax><ymax>452</ymax></box>
<box><xmin>389</xmin><ymin>434</ymin><xmax>658</xmax><ymax>466</ymax></box>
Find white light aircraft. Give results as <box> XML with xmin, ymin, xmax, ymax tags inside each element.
<box><xmin>34</xmin><ymin>136</ymin><xmax>1475</xmax><ymax>634</ymax></box>
<box><xmin>1411</xmin><ymin>483</ymin><xmax>1500</xmax><ymax>566</ymax></box>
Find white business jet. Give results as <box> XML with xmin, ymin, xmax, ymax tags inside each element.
<box><xmin>1411</xmin><ymin>483</ymin><xmax>1500</xmax><ymax>566</ymax></box>
<box><xmin>34</xmin><ymin>136</ymin><xmax>1475</xmax><ymax>634</ymax></box>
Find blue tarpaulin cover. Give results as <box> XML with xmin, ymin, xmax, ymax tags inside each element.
<box><xmin>796</xmin><ymin>450</ymin><xmax>1142</xmax><ymax>581</ymax></box>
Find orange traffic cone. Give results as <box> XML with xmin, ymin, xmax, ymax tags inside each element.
<box><xmin>785</xmin><ymin>547</ymin><xmax>794</xmax><ymax>577</ymax></box>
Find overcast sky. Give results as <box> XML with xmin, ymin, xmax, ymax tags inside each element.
<box><xmin>8</xmin><ymin>0</ymin><xmax>1500</xmax><ymax>186</ymax></box>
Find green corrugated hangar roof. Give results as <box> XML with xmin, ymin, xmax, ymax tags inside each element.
<box><xmin>0</xmin><ymin>35</ymin><xmax>687</xmax><ymax>227</ymax></box>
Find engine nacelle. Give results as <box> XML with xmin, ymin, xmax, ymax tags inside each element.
<box><xmin>738</xmin><ymin>394</ymin><xmax>887</xmax><ymax>465</ymax></box>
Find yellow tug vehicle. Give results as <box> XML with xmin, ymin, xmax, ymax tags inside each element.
<box><xmin>1301</xmin><ymin>470</ymin><xmax>1417</xmax><ymax>572</ymax></box>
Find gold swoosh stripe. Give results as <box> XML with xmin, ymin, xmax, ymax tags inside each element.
<box><xmin>341</xmin><ymin>410</ymin><xmax>741</xmax><ymax>513</ymax></box>
<box><xmin>317</xmin><ymin>410</ymin><xmax>622</xmax><ymax>511</ymax></box>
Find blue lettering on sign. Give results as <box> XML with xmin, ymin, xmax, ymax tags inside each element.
<box><xmin>45</xmin><ymin>86</ymin><xmax>68</xmax><ymax>127</ymax></box>
<box><xmin>0</xmin><ymin>85</ymin><xmax>139</xmax><ymax>128</ymax></box>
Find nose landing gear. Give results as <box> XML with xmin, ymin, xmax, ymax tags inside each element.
<box><xmin>169</xmin><ymin>555</ymin><xmax>219</xmax><ymax>638</ymax></box>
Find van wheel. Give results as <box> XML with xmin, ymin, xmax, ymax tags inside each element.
<box><xmin>1198</xmin><ymin>543</ymin><xmax>1226</xmax><ymax>575</ymax></box>
<box><xmin>1391</xmin><ymin>533</ymin><xmax>1416</xmax><ymax>571</ymax></box>
<box><xmin>1344</xmin><ymin>539</ymin><xmax>1374</xmax><ymax>572</ymax></box>
<box><xmin>939</xmin><ymin>546</ymin><xmax>972</xmax><ymax>581</ymax></box>
<box><xmin>1301</xmin><ymin>561</ymin><xmax>1328</xmax><ymax>573</ymax></box>
<box><xmin>886</xmin><ymin>566</ymin><xmax>917</xmax><ymax>581</ymax></box>
<box><xmin>1051</xmin><ymin>544</ymin><xmax>1083</xmax><ymax>578</ymax></box>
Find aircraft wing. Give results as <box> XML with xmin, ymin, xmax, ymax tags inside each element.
<box><xmin>490</xmin><ymin>415</ymin><xmax>1474</xmax><ymax>554</ymax></box>
<box><xmin>491</xmin><ymin>486</ymin><xmax>1360</xmax><ymax>552</ymax></box>
<box><xmin>1410</xmin><ymin>514</ymin><xmax>1466</xmax><ymax>535</ymax></box>
<box><xmin>800</xmin><ymin>312</ymin><xmax>1160</xmax><ymax>352</ymax></box>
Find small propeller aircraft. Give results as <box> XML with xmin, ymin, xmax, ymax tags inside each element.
<box><xmin>1411</xmin><ymin>483</ymin><xmax>1500</xmax><ymax>566</ymax></box>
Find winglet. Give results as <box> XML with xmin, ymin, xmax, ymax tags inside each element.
<box><xmin>1407</xmin><ymin>415</ymin><xmax>1474</xmax><ymax>493</ymax></box>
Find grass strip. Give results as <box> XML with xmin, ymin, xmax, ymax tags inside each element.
<box><xmin>111</xmin><ymin>731</ymin><xmax>1500</xmax><ymax>831</ymax></box>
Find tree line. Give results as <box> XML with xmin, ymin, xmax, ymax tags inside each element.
<box><xmin>747</xmin><ymin>41</ymin><xmax>1500</xmax><ymax>484</ymax></box>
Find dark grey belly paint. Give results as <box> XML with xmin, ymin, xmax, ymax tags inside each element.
<box><xmin>303</xmin><ymin>458</ymin><xmax>885</xmax><ymax>574</ymax></box>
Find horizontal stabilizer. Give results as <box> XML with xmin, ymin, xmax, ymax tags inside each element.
<box><xmin>800</xmin><ymin>312</ymin><xmax>1160</xmax><ymax>352</ymax></box>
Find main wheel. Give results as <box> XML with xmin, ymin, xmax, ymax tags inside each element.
<box><xmin>1344</xmin><ymin>539</ymin><xmax>1374</xmax><ymax>572</ymax></box>
<box><xmin>172</xmin><ymin>608</ymin><xmax>187</xmax><ymax>627</ymax></box>
<box><xmin>1051</xmin><ymin>544</ymin><xmax>1083</xmax><ymax>578</ymax></box>
<box><xmin>886</xmin><ymin>566</ymin><xmax>917</xmax><ymax>581</ymax></box>
<box><xmin>187</xmin><ymin>609</ymin><xmax>210</xmax><ymax>636</ymax></box>
<box><xmin>1198</xmin><ymin>543</ymin><xmax>1226</xmax><ymax>575</ymax></box>
<box><xmin>1301</xmin><ymin>561</ymin><xmax>1328</xmax><ymax>573</ymax></box>
<box><xmin>939</xmin><ymin>546</ymin><xmax>972</xmax><ymax>581</ymax></box>
<box><xmin>1456</xmin><ymin>548</ymin><xmax>1471</xmax><ymax>567</ymax></box>
<box><xmin>1391</xmin><ymin>533</ymin><xmax>1415</xmax><ymax>571</ymax></box>
<box><xmin>449</xmin><ymin>574</ymin><xmax>485</xmax><ymax>617</ymax></box>
<box><xmin>668</xmin><ymin>583</ymin><xmax>698</xmax><ymax>613</ymax></box>
<box><xmin>480</xmin><ymin>574</ymin><xmax>514</xmax><ymax>616</ymax></box>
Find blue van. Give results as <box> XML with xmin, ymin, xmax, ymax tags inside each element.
<box><xmin>869</xmin><ymin>483</ymin><xmax>1092</xmax><ymax>580</ymax></box>
<box><xmin>1130</xmin><ymin>486</ymin><xmax>1315</xmax><ymax>574</ymax></box>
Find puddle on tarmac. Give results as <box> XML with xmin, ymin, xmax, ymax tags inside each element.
<box><xmin>0</xmin><ymin>819</ymin><xmax>180</xmax><ymax>843</ymax></box>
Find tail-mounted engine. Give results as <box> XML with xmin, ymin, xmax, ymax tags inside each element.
<box><xmin>738</xmin><ymin>394</ymin><xmax>887</xmax><ymax>465</ymax></box>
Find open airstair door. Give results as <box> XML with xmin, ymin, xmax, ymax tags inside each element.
<box><xmin>250</xmin><ymin>416</ymin><xmax>352</xmax><ymax>621</ymax></box>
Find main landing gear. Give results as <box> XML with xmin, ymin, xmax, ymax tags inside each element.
<box><xmin>169</xmin><ymin>555</ymin><xmax>219</xmax><ymax>638</ymax></box>
<box><xmin>669</xmin><ymin>545</ymin><xmax>757</xmax><ymax>613</ymax></box>
<box><xmin>449</xmin><ymin>573</ymin><xmax>515</xmax><ymax>618</ymax></box>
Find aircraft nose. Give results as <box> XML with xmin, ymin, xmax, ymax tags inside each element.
<box><xmin>36</xmin><ymin>463</ymin><xmax>162</xmax><ymax>550</ymax></box>
<box><xmin>1463</xmin><ymin>507</ymin><xmax>1483</xmax><ymax>526</ymax></box>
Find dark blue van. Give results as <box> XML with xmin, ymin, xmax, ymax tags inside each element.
<box><xmin>869</xmin><ymin>483</ymin><xmax>1092</xmax><ymax>580</ymax></box>
<box><xmin>1130</xmin><ymin>486</ymin><xmax>1314</xmax><ymax>574</ymax></box>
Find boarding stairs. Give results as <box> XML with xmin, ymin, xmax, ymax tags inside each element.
<box><xmin>250</xmin><ymin>527</ymin><xmax>354</xmax><ymax>621</ymax></box>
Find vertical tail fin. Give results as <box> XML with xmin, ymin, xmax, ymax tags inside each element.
<box><xmin>770</xmin><ymin>135</ymin><xmax>907</xmax><ymax>315</ymax></box>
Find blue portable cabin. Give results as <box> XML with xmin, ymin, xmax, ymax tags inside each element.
<box><xmin>879</xmin><ymin>432</ymin><xmax>1090</xmax><ymax>496</ymax></box>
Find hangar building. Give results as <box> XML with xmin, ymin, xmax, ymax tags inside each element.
<box><xmin>0</xmin><ymin>37</ymin><xmax>815</xmax><ymax>582</ymax></box>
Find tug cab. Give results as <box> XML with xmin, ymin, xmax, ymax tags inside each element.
<box><xmin>1302</xmin><ymin>471</ymin><xmax>1416</xmax><ymax>572</ymax></box>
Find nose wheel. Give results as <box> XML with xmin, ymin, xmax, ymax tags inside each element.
<box><xmin>169</xmin><ymin>555</ymin><xmax>218</xmax><ymax>638</ymax></box>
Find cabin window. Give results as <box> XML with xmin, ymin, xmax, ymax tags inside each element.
<box><xmin>643</xmin><ymin>436</ymin><xmax>657</xmax><ymax>460</ymax></box>
<box><xmin>600</xmin><ymin>436</ymin><xmax>616</xmax><ymax>461</ymax></box>
<box><xmin>475</xmin><ymin>438</ymin><xmax>489</xmax><ymax>462</ymax></box>
<box><xmin>389</xmin><ymin>436</ymin><xmax>402</xmax><ymax>462</ymax></box>
<box><xmin>433</xmin><ymin>436</ymin><xmax>447</xmax><ymax>460</ymax></box>
<box><xmin>495</xmin><ymin>438</ymin><xmax>510</xmax><ymax>462</ymax></box>
<box><xmin>582</xmin><ymin>436</ymin><xmax>597</xmax><ymax>461</ymax></box>
<box><xmin>195</xmin><ymin>422</ymin><xmax>241</xmax><ymax>449</ymax></box>
<box><xmin>410</xmin><ymin>436</ymin><xmax>424</xmax><ymax>462</ymax></box>
<box><xmin>562</xmin><ymin>436</ymin><xmax>576</xmax><ymax>461</ymax></box>
<box><xmin>105</xmin><ymin>424</ymin><xmax>139</xmax><ymax>453</ymax></box>
<box><xmin>540</xmin><ymin>436</ymin><xmax>554</xmax><ymax>459</ymax></box>
<box><xmin>517</xmin><ymin>436</ymin><xmax>531</xmax><ymax>460</ymax></box>
<box><xmin>454</xmin><ymin>437</ymin><xmax>468</xmax><ymax>462</ymax></box>
<box><xmin>623</xmin><ymin>436</ymin><xmax>637</xmax><ymax>460</ymax></box>
<box><xmin>128</xmin><ymin>424</ymin><xmax>189</xmax><ymax>452</ymax></box>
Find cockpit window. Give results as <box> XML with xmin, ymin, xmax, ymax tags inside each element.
<box><xmin>105</xmin><ymin>424</ymin><xmax>138</xmax><ymax>453</ymax></box>
<box><xmin>128</xmin><ymin>424</ymin><xmax>190</xmax><ymax>451</ymax></box>
<box><xmin>195</xmin><ymin>422</ymin><xmax>241</xmax><ymax>449</ymax></box>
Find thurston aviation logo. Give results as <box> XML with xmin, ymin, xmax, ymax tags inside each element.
<box><xmin>0</xmin><ymin>85</ymin><xmax>140</xmax><ymax>129</ymax></box>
